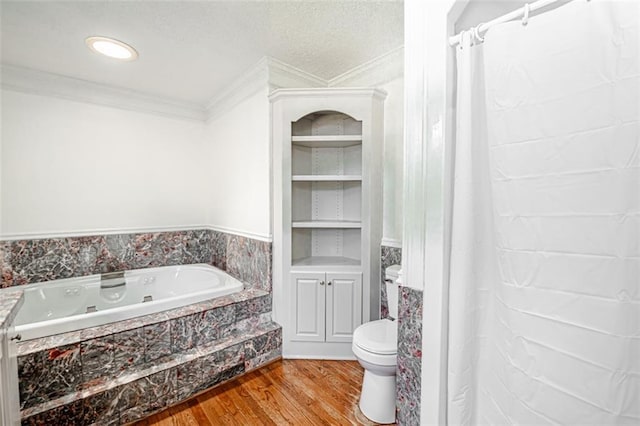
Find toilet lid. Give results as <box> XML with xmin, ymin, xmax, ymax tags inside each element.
<box><xmin>354</xmin><ymin>319</ymin><xmax>397</xmax><ymax>355</ymax></box>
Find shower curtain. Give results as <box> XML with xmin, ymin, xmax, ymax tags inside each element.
<box><xmin>448</xmin><ymin>1</ymin><xmax>639</xmax><ymax>425</ymax></box>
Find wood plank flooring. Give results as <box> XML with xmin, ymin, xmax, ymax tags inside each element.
<box><xmin>133</xmin><ymin>360</ymin><xmax>394</xmax><ymax>426</ymax></box>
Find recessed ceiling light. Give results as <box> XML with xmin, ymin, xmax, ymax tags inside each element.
<box><xmin>85</xmin><ymin>36</ymin><xmax>138</xmax><ymax>61</ymax></box>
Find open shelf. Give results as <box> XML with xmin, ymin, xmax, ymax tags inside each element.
<box><xmin>292</xmin><ymin>175</ymin><xmax>362</xmax><ymax>182</ymax></box>
<box><xmin>292</xmin><ymin>135</ymin><xmax>362</xmax><ymax>148</ymax></box>
<box><xmin>291</xmin><ymin>256</ymin><xmax>361</xmax><ymax>269</ymax></box>
<box><xmin>292</xmin><ymin>220</ymin><xmax>361</xmax><ymax>229</ymax></box>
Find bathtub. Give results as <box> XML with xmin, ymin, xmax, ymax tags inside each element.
<box><xmin>10</xmin><ymin>264</ymin><xmax>243</xmax><ymax>341</ymax></box>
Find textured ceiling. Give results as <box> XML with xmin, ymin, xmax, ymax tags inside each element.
<box><xmin>0</xmin><ymin>1</ymin><xmax>404</xmax><ymax>105</ymax></box>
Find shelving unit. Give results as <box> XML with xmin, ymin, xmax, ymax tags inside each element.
<box><xmin>271</xmin><ymin>88</ymin><xmax>386</xmax><ymax>359</ymax></box>
<box><xmin>291</xmin><ymin>175</ymin><xmax>362</xmax><ymax>182</ymax></box>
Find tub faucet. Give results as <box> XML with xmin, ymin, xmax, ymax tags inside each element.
<box><xmin>101</xmin><ymin>271</ymin><xmax>126</xmax><ymax>289</ymax></box>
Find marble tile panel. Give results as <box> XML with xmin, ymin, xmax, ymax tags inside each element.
<box><xmin>114</xmin><ymin>375</ymin><xmax>146</xmax><ymax>415</ymax></box>
<box><xmin>380</xmin><ymin>245</ymin><xmax>402</xmax><ymax>319</ymax></box>
<box><xmin>210</xmin><ymin>230</ymin><xmax>227</xmax><ymax>270</ymax></box>
<box><xmin>0</xmin><ymin>289</ymin><xmax>23</xmax><ymax>327</ymax></box>
<box><xmin>113</xmin><ymin>327</ymin><xmax>145</xmax><ymax>375</ymax></box>
<box><xmin>235</xmin><ymin>293</ymin><xmax>272</xmax><ymax>322</ymax></box>
<box><xmin>18</xmin><ymin>351</ymin><xmax>45</xmax><ymax>410</ymax></box>
<box><xmin>226</xmin><ymin>235</ymin><xmax>272</xmax><ymax>291</ymax></box>
<box><xmin>5</xmin><ymin>229</ymin><xmax>224</xmax><ymax>288</ymax></box>
<box><xmin>81</xmin><ymin>388</ymin><xmax>119</xmax><ymax>425</ymax></box>
<box><xmin>19</xmin><ymin>343</ymin><xmax>83</xmax><ymax>410</ymax></box>
<box><xmin>145</xmin><ymin>368</ymin><xmax>178</xmax><ymax>412</ymax></box>
<box><xmin>144</xmin><ymin>321</ymin><xmax>172</xmax><ymax>363</ymax></box>
<box><xmin>201</xmin><ymin>343</ymin><xmax>244</xmax><ymax>377</ymax></box>
<box><xmin>1</xmin><ymin>241</ymin><xmax>14</xmax><ymax>288</ymax></box>
<box><xmin>205</xmin><ymin>303</ymin><xmax>236</xmax><ymax>332</ymax></box>
<box><xmin>245</xmin><ymin>328</ymin><xmax>282</xmax><ymax>360</ymax></box>
<box><xmin>213</xmin><ymin>363</ymin><xmax>245</xmax><ymax>387</ymax></box>
<box><xmin>131</xmin><ymin>232</ymin><xmax>184</xmax><ymax>269</ymax></box>
<box><xmin>171</xmin><ymin>314</ymin><xmax>196</xmax><ymax>352</ymax></box>
<box><xmin>192</xmin><ymin>310</ymin><xmax>221</xmax><ymax>347</ymax></box>
<box><xmin>80</xmin><ymin>334</ymin><xmax>116</xmax><ymax>385</ymax></box>
<box><xmin>120</xmin><ymin>406</ymin><xmax>146</xmax><ymax>424</ymax></box>
<box><xmin>245</xmin><ymin>346</ymin><xmax>282</xmax><ymax>371</ymax></box>
<box><xmin>176</xmin><ymin>358</ymin><xmax>203</xmax><ymax>401</ymax></box>
<box><xmin>41</xmin><ymin>344</ymin><xmax>83</xmax><ymax>402</ymax></box>
<box><xmin>396</xmin><ymin>286</ymin><xmax>423</xmax><ymax>426</ymax></box>
<box><xmin>102</xmin><ymin>234</ymin><xmax>136</xmax><ymax>272</ymax></box>
<box><xmin>10</xmin><ymin>238</ymin><xmax>83</xmax><ymax>286</ymax></box>
<box><xmin>21</xmin><ymin>398</ymin><xmax>85</xmax><ymax>426</ymax></box>
<box><xmin>183</xmin><ymin>229</ymin><xmax>213</xmax><ymax>265</ymax></box>
<box><xmin>227</xmin><ymin>312</ymin><xmax>272</xmax><ymax>337</ymax></box>
<box><xmin>396</xmin><ymin>357</ymin><xmax>422</xmax><ymax>426</ymax></box>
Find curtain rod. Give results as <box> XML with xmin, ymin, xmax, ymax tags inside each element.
<box><xmin>449</xmin><ymin>0</ymin><xmax>572</xmax><ymax>46</ymax></box>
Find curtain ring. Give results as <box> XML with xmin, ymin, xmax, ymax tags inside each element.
<box><xmin>522</xmin><ymin>3</ymin><xmax>530</xmax><ymax>26</ymax></box>
<box><xmin>458</xmin><ymin>30</ymin><xmax>467</xmax><ymax>50</ymax></box>
<box><xmin>473</xmin><ymin>24</ymin><xmax>485</xmax><ymax>43</ymax></box>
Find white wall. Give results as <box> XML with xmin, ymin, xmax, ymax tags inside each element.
<box><xmin>1</xmin><ymin>59</ymin><xmax>402</xmax><ymax>243</ymax></box>
<box><xmin>0</xmin><ymin>90</ymin><xmax>207</xmax><ymax>237</ymax></box>
<box><xmin>203</xmin><ymin>88</ymin><xmax>271</xmax><ymax>240</ymax></box>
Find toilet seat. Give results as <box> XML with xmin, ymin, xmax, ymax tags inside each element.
<box><xmin>353</xmin><ymin>319</ymin><xmax>397</xmax><ymax>355</ymax></box>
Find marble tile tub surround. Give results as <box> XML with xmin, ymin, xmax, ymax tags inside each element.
<box><xmin>1</xmin><ymin>228</ymin><xmax>272</xmax><ymax>291</ymax></box>
<box><xmin>17</xmin><ymin>288</ymin><xmax>280</xmax><ymax>425</ymax></box>
<box><xmin>380</xmin><ymin>244</ymin><xmax>402</xmax><ymax>319</ymax></box>
<box><xmin>396</xmin><ymin>286</ymin><xmax>423</xmax><ymax>426</ymax></box>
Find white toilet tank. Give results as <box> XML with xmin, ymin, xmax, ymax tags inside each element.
<box><xmin>385</xmin><ymin>265</ymin><xmax>401</xmax><ymax>319</ymax></box>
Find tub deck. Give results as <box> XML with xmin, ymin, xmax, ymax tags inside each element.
<box><xmin>11</xmin><ymin>287</ymin><xmax>280</xmax><ymax>425</ymax></box>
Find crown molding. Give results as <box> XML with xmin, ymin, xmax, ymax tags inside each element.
<box><xmin>328</xmin><ymin>45</ymin><xmax>404</xmax><ymax>88</ymax></box>
<box><xmin>269</xmin><ymin>87</ymin><xmax>388</xmax><ymax>102</ymax></box>
<box><xmin>0</xmin><ymin>64</ymin><xmax>206</xmax><ymax>121</ymax></box>
<box><xmin>267</xmin><ymin>57</ymin><xmax>327</xmax><ymax>90</ymax></box>
<box><xmin>206</xmin><ymin>57</ymin><xmax>327</xmax><ymax>122</ymax></box>
<box><xmin>204</xmin><ymin>58</ymin><xmax>271</xmax><ymax>122</ymax></box>
<box><xmin>1</xmin><ymin>47</ymin><xmax>403</xmax><ymax>125</ymax></box>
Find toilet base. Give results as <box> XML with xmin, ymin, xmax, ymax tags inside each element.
<box><xmin>358</xmin><ymin>369</ymin><xmax>396</xmax><ymax>424</ymax></box>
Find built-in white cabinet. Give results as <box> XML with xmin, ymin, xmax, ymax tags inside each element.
<box><xmin>271</xmin><ymin>88</ymin><xmax>385</xmax><ymax>359</ymax></box>
<box><xmin>291</xmin><ymin>271</ymin><xmax>362</xmax><ymax>343</ymax></box>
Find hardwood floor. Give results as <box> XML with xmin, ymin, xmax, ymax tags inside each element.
<box><xmin>133</xmin><ymin>359</ymin><xmax>393</xmax><ymax>426</ymax></box>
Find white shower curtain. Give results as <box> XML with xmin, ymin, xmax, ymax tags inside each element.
<box><xmin>448</xmin><ymin>1</ymin><xmax>639</xmax><ymax>425</ymax></box>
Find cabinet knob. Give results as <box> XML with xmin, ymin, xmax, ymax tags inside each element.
<box><xmin>320</xmin><ymin>281</ymin><xmax>325</xmax><ymax>286</ymax></box>
<box><xmin>327</xmin><ymin>281</ymin><xmax>332</xmax><ymax>286</ymax></box>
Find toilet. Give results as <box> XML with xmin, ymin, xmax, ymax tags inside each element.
<box><xmin>352</xmin><ymin>265</ymin><xmax>401</xmax><ymax>424</ymax></box>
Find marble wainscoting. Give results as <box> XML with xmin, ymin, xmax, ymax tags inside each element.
<box><xmin>17</xmin><ymin>289</ymin><xmax>281</xmax><ymax>425</ymax></box>
<box><xmin>396</xmin><ymin>286</ymin><xmax>423</xmax><ymax>426</ymax></box>
<box><xmin>212</xmin><ymin>232</ymin><xmax>272</xmax><ymax>293</ymax></box>
<box><xmin>380</xmin><ymin>245</ymin><xmax>402</xmax><ymax>319</ymax></box>
<box><xmin>1</xmin><ymin>229</ymin><xmax>272</xmax><ymax>292</ymax></box>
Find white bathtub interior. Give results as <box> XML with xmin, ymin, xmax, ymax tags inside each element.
<box><xmin>12</xmin><ymin>264</ymin><xmax>243</xmax><ymax>341</ymax></box>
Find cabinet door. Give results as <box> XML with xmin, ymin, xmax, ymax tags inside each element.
<box><xmin>325</xmin><ymin>272</ymin><xmax>362</xmax><ymax>343</ymax></box>
<box><xmin>291</xmin><ymin>272</ymin><xmax>326</xmax><ymax>342</ymax></box>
